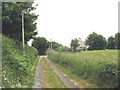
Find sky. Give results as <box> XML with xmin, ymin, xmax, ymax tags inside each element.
<box><xmin>31</xmin><ymin>0</ymin><xmax>119</xmax><ymax>47</ymax></box>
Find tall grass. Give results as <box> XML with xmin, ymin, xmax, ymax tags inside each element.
<box><xmin>48</xmin><ymin>50</ymin><xmax>118</xmax><ymax>88</ymax></box>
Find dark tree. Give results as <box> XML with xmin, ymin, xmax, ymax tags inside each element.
<box><xmin>107</xmin><ymin>36</ymin><xmax>115</xmax><ymax>49</ymax></box>
<box><xmin>115</xmin><ymin>32</ymin><xmax>120</xmax><ymax>49</ymax></box>
<box><xmin>52</xmin><ymin>41</ymin><xmax>63</xmax><ymax>51</ymax></box>
<box><xmin>62</xmin><ymin>46</ymin><xmax>70</xmax><ymax>52</ymax></box>
<box><xmin>32</xmin><ymin>37</ymin><xmax>49</xmax><ymax>55</ymax></box>
<box><xmin>2</xmin><ymin>2</ymin><xmax>38</xmax><ymax>43</ymax></box>
<box><xmin>85</xmin><ymin>32</ymin><xmax>107</xmax><ymax>50</ymax></box>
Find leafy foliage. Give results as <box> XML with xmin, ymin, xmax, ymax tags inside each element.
<box><xmin>85</xmin><ymin>32</ymin><xmax>107</xmax><ymax>50</ymax></box>
<box><xmin>2</xmin><ymin>2</ymin><xmax>38</xmax><ymax>43</ymax></box>
<box><xmin>115</xmin><ymin>32</ymin><xmax>120</xmax><ymax>49</ymax></box>
<box><xmin>107</xmin><ymin>36</ymin><xmax>115</xmax><ymax>49</ymax></box>
<box><xmin>61</xmin><ymin>46</ymin><xmax>70</xmax><ymax>52</ymax></box>
<box><xmin>32</xmin><ymin>37</ymin><xmax>49</xmax><ymax>55</ymax></box>
<box><xmin>52</xmin><ymin>41</ymin><xmax>70</xmax><ymax>52</ymax></box>
<box><xmin>52</xmin><ymin>41</ymin><xmax>63</xmax><ymax>51</ymax></box>
<box><xmin>2</xmin><ymin>34</ymin><xmax>38</xmax><ymax>88</ymax></box>
<box><xmin>70</xmin><ymin>38</ymin><xmax>79</xmax><ymax>52</ymax></box>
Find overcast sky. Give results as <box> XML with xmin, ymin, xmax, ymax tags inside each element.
<box><xmin>32</xmin><ymin>0</ymin><xmax>119</xmax><ymax>47</ymax></box>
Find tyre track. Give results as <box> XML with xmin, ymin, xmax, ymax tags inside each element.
<box><xmin>33</xmin><ymin>59</ymin><xmax>43</xmax><ymax>88</ymax></box>
<box><xmin>46</xmin><ymin>57</ymin><xmax>80</xmax><ymax>89</ymax></box>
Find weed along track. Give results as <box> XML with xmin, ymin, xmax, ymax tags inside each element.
<box><xmin>33</xmin><ymin>56</ymin><xmax>80</xmax><ymax>88</ymax></box>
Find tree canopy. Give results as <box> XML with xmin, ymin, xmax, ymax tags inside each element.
<box><xmin>107</xmin><ymin>36</ymin><xmax>115</xmax><ymax>49</ymax></box>
<box><xmin>85</xmin><ymin>32</ymin><xmax>107</xmax><ymax>50</ymax></box>
<box><xmin>49</xmin><ymin>41</ymin><xmax>70</xmax><ymax>52</ymax></box>
<box><xmin>70</xmin><ymin>38</ymin><xmax>79</xmax><ymax>52</ymax></box>
<box><xmin>115</xmin><ymin>32</ymin><xmax>120</xmax><ymax>49</ymax></box>
<box><xmin>32</xmin><ymin>37</ymin><xmax>49</xmax><ymax>55</ymax></box>
<box><xmin>52</xmin><ymin>41</ymin><xmax>63</xmax><ymax>51</ymax></box>
<box><xmin>2</xmin><ymin>2</ymin><xmax>38</xmax><ymax>43</ymax></box>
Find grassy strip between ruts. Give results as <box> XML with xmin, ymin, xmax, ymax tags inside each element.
<box><xmin>41</xmin><ymin>57</ymin><xmax>66</xmax><ymax>88</ymax></box>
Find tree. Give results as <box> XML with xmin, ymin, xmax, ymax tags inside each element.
<box><xmin>85</xmin><ymin>32</ymin><xmax>107</xmax><ymax>50</ymax></box>
<box><xmin>70</xmin><ymin>38</ymin><xmax>79</xmax><ymax>52</ymax></box>
<box><xmin>32</xmin><ymin>37</ymin><xmax>49</xmax><ymax>55</ymax></box>
<box><xmin>107</xmin><ymin>36</ymin><xmax>115</xmax><ymax>49</ymax></box>
<box><xmin>62</xmin><ymin>46</ymin><xmax>70</xmax><ymax>52</ymax></box>
<box><xmin>52</xmin><ymin>41</ymin><xmax>63</xmax><ymax>51</ymax></box>
<box><xmin>52</xmin><ymin>41</ymin><xmax>62</xmax><ymax>51</ymax></box>
<box><xmin>49</xmin><ymin>41</ymin><xmax>70</xmax><ymax>52</ymax></box>
<box><xmin>115</xmin><ymin>32</ymin><xmax>120</xmax><ymax>49</ymax></box>
<box><xmin>2</xmin><ymin>2</ymin><xmax>38</xmax><ymax>43</ymax></box>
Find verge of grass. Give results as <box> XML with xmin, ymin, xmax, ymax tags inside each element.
<box><xmin>41</xmin><ymin>57</ymin><xmax>66</xmax><ymax>88</ymax></box>
<box><xmin>50</xmin><ymin>60</ymin><xmax>98</xmax><ymax>89</ymax></box>
<box><xmin>2</xmin><ymin>35</ymin><xmax>39</xmax><ymax>88</ymax></box>
<box><xmin>48</xmin><ymin>50</ymin><xmax>118</xmax><ymax>88</ymax></box>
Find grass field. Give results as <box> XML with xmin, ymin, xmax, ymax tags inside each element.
<box><xmin>2</xmin><ymin>34</ymin><xmax>39</xmax><ymax>88</ymax></box>
<box><xmin>48</xmin><ymin>50</ymin><xmax>118</xmax><ymax>88</ymax></box>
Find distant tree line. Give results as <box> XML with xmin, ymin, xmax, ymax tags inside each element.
<box><xmin>70</xmin><ymin>32</ymin><xmax>120</xmax><ymax>51</ymax></box>
<box><xmin>29</xmin><ymin>32</ymin><xmax>120</xmax><ymax>54</ymax></box>
<box><xmin>86</xmin><ymin>32</ymin><xmax>120</xmax><ymax>50</ymax></box>
<box><xmin>32</xmin><ymin>37</ymin><xmax>70</xmax><ymax>55</ymax></box>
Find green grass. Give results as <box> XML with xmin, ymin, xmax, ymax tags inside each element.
<box><xmin>2</xmin><ymin>34</ymin><xmax>39</xmax><ymax>88</ymax></box>
<box><xmin>48</xmin><ymin>50</ymin><xmax>118</xmax><ymax>88</ymax></box>
<box><xmin>51</xmin><ymin>61</ymin><xmax>98</xmax><ymax>88</ymax></box>
<box><xmin>41</xmin><ymin>57</ymin><xmax>66</xmax><ymax>88</ymax></box>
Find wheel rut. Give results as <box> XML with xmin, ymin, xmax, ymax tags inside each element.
<box><xmin>33</xmin><ymin>56</ymin><xmax>80</xmax><ymax>89</ymax></box>
<box><xmin>33</xmin><ymin>59</ymin><xmax>43</xmax><ymax>88</ymax></box>
<box><xmin>46</xmin><ymin>57</ymin><xmax>80</xmax><ymax>89</ymax></box>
